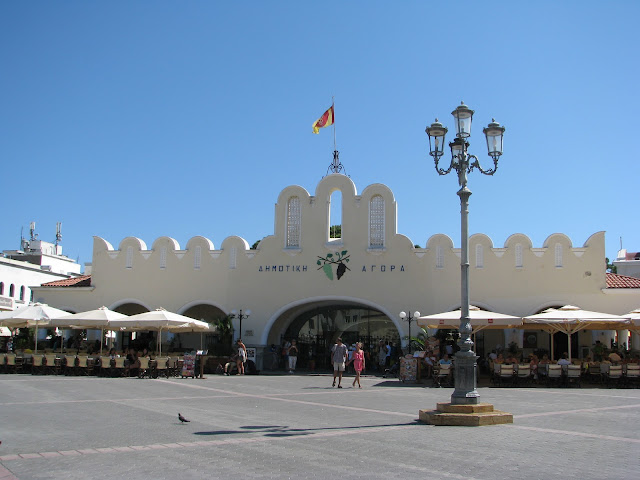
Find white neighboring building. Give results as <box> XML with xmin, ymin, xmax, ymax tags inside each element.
<box><xmin>614</xmin><ymin>249</ymin><xmax>640</xmax><ymax>279</ymax></box>
<box><xmin>0</xmin><ymin>225</ymin><xmax>82</xmax><ymax>312</ymax></box>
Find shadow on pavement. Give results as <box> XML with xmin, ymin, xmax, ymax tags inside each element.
<box><xmin>194</xmin><ymin>421</ymin><xmax>420</xmax><ymax>438</ymax></box>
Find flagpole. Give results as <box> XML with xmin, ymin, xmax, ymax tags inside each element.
<box><xmin>332</xmin><ymin>96</ymin><xmax>336</xmax><ymax>153</ymax></box>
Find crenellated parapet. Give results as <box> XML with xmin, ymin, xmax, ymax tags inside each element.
<box><xmin>88</xmin><ymin>174</ymin><xmax>608</xmax><ymax>307</ymax></box>
<box><xmin>414</xmin><ymin>231</ymin><xmax>605</xmax><ymax>275</ymax></box>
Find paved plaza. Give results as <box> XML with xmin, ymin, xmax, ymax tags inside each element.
<box><xmin>1</xmin><ymin>372</ymin><xmax>639</xmax><ymax>480</ymax></box>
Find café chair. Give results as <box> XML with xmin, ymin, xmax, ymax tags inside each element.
<box><xmin>44</xmin><ymin>354</ymin><xmax>60</xmax><ymax>375</ymax></box>
<box><xmin>566</xmin><ymin>365</ymin><xmax>582</xmax><ymax>387</ymax></box>
<box><xmin>516</xmin><ymin>364</ymin><xmax>531</xmax><ymax>386</ymax></box>
<box><xmin>546</xmin><ymin>364</ymin><xmax>563</xmax><ymax>387</ymax></box>
<box><xmin>64</xmin><ymin>355</ymin><xmax>77</xmax><ymax>375</ymax></box>
<box><xmin>624</xmin><ymin>365</ymin><xmax>640</xmax><ymax>388</ymax></box>
<box><xmin>31</xmin><ymin>355</ymin><xmax>45</xmax><ymax>375</ymax></box>
<box><xmin>604</xmin><ymin>365</ymin><xmax>623</xmax><ymax>388</ymax></box>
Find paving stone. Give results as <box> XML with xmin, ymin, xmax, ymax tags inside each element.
<box><xmin>0</xmin><ymin>373</ymin><xmax>638</xmax><ymax>479</ymax></box>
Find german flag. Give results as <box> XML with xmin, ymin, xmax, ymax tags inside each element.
<box><xmin>312</xmin><ymin>105</ymin><xmax>334</xmax><ymax>134</ymax></box>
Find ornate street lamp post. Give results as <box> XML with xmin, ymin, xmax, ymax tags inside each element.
<box><xmin>399</xmin><ymin>310</ymin><xmax>420</xmax><ymax>353</ymax></box>
<box><xmin>230</xmin><ymin>309</ymin><xmax>251</xmax><ymax>340</ymax></box>
<box><xmin>426</xmin><ymin>102</ymin><xmax>505</xmax><ymax>405</ymax></box>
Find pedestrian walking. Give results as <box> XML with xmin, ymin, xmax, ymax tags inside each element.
<box><xmin>236</xmin><ymin>338</ymin><xmax>247</xmax><ymax>375</ymax></box>
<box><xmin>331</xmin><ymin>337</ymin><xmax>348</xmax><ymax>388</ymax></box>
<box><xmin>347</xmin><ymin>342</ymin><xmax>365</xmax><ymax>388</ymax></box>
<box><xmin>288</xmin><ymin>339</ymin><xmax>298</xmax><ymax>373</ymax></box>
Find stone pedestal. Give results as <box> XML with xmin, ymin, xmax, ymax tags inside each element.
<box><xmin>419</xmin><ymin>402</ymin><xmax>513</xmax><ymax>427</ymax></box>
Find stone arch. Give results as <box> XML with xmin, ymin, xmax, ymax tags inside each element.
<box><xmin>109</xmin><ymin>299</ymin><xmax>152</xmax><ymax>315</ymax></box>
<box><xmin>262</xmin><ymin>296</ymin><xmax>402</xmax><ymax>371</ymax></box>
<box><xmin>178</xmin><ymin>301</ymin><xmax>227</xmax><ymax>321</ymax></box>
<box><xmin>261</xmin><ymin>295</ymin><xmax>401</xmax><ymax>345</ymax></box>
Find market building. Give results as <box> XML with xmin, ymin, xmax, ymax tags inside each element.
<box><xmin>33</xmin><ymin>174</ymin><xmax>640</xmax><ymax>368</ymax></box>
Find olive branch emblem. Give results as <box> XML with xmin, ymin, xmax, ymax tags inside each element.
<box><xmin>317</xmin><ymin>250</ymin><xmax>351</xmax><ymax>280</ymax></box>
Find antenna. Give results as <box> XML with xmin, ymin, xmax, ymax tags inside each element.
<box><xmin>620</xmin><ymin>236</ymin><xmax>623</xmax><ymax>250</ymax></box>
<box><xmin>55</xmin><ymin>222</ymin><xmax>62</xmax><ymax>246</ymax></box>
<box><xmin>29</xmin><ymin>222</ymin><xmax>36</xmax><ymax>241</ymax></box>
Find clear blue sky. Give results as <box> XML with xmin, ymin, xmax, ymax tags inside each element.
<box><xmin>1</xmin><ymin>1</ymin><xmax>637</xmax><ymax>270</ymax></box>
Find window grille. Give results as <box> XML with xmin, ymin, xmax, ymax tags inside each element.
<box><xmin>194</xmin><ymin>246</ymin><xmax>202</xmax><ymax>270</ymax></box>
<box><xmin>555</xmin><ymin>243</ymin><xmax>563</xmax><ymax>267</ymax></box>
<box><xmin>436</xmin><ymin>246</ymin><xmax>444</xmax><ymax>268</ymax></box>
<box><xmin>160</xmin><ymin>247</ymin><xmax>167</xmax><ymax>269</ymax></box>
<box><xmin>230</xmin><ymin>247</ymin><xmax>237</xmax><ymax>269</ymax></box>
<box><xmin>369</xmin><ymin>195</ymin><xmax>385</xmax><ymax>247</ymax></box>
<box><xmin>475</xmin><ymin>244</ymin><xmax>484</xmax><ymax>268</ymax></box>
<box><xmin>286</xmin><ymin>196</ymin><xmax>301</xmax><ymax>247</ymax></box>
<box><xmin>126</xmin><ymin>246</ymin><xmax>133</xmax><ymax>269</ymax></box>
<box><xmin>515</xmin><ymin>243</ymin><xmax>523</xmax><ymax>268</ymax></box>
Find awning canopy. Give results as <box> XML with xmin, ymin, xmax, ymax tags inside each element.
<box><xmin>523</xmin><ymin>305</ymin><xmax>630</xmax><ymax>360</ymax></box>
<box><xmin>417</xmin><ymin>305</ymin><xmax>522</xmax><ymax>333</ymax></box>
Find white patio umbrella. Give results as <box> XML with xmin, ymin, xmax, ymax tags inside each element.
<box><xmin>523</xmin><ymin>305</ymin><xmax>629</xmax><ymax>361</ymax></box>
<box><xmin>0</xmin><ymin>303</ymin><xmax>70</xmax><ymax>353</ymax></box>
<box><xmin>108</xmin><ymin>308</ymin><xmax>210</xmax><ymax>355</ymax></box>
<box><xmin>49</xmin><ymin>306</ymin><xmax>128</xmax><ymax>355</ymax></box>
<box><xmin>417</xmin><ymin>305</ymin><xmax>522</xmax><ymax>333</ymax></box>
<box><xmin>625</xmin><ymin>308</ymin><xmax>640</xmax><ymax>336</ymax></box>
<box><xmin>167</xmin><ymin>319</ymin><xmax>211</xmax><ymax>350</ymax></box>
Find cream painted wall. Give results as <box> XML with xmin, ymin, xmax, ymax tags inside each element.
<box><xmin>34</xmin><ymin>174</ymin><xmax>640</xmax><ymax>360</ymax></box>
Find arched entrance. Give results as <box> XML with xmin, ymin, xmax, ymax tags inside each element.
<box><xmin>112</xmin><ymin>302</ymin><xmax>150</xmax><ymax>351</ymax></box>
<box><xmin>180</xmin><ymin>303</ymin><xmax>227</xmax><ymax>354</ymax></box>
<box><xmin>267</xmin><ymin>300</ymin><xmax>401</xmax><ymax>370</ymax></box>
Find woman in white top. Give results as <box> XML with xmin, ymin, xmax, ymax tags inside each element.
<box><xmin>236</xmin><ymin>339</ymin><xmax>247</xmax><ymax>375</ymax></box>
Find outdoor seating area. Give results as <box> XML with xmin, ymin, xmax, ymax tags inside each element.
<box><xmin>488</xmin><ymin>360</ymin><xmax>640</xmax><ymax>388</ymax></box>
<box><xmin>1</xmin><ymin>351</ymin><xmax>185</xmax><ymax>379</ymax></box>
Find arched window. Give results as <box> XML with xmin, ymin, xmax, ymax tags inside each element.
<box><xmin>515</xmin><ymin>243</ymin><xmax>523</xmax><ymax>268</ymax></box>
<box><xmin>9</xmin><ymin>284</ymin><xmax>15</xmax><ymax>297</ymax></box>
<box><xmin>125</xmin><ymin>246</ymin><xmax>133</xmax><ymax>269</ymax></box>
<box><xmin>194</xmin><ymin>245</ymin><xmax>202</xmax><ymax>270</ymax></box>
<box><xmin>19</xmin><ymin>286</ymin><xmax>25</xmax><ymax>301</ymax></box>
<box><xmin>555</xmin><ymin>243</ymin><xmax>563</xmax><ymax>267</ymax></box>
<box><xmin>286</xmin><ymin>196</ymin><xmax>301</xmax><ymax>248</ymax></box>
<box><xmin>436</xmin><ymin>246</ymin><xmax>444</xmax><ymax>269</ymax></box>
<box><xmin>0</xmin><ymin>282</ymin><xmax>4</xmax><ymax>295</ymax></box>
<box><xmin>159</xmin><ymin>247</ymin><xmax>167</xmax><ymax>269</ymax></box>
<box><xmin>475</xmin><ymin>244</ymin><xmax>484</xmax><ymax>268</ymax></box>
<box><xmin>369</xmin><ymin>195</ymin><xmax>385</xmax><ymax>248</ymax></box>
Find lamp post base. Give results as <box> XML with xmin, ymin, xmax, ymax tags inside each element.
<box><xmin>450</xmin><ymin>351</ymin><xmax>480</xmax><ymax>405</ymax></box>
<box><xmin>419</xmin><ymin>403</ymin><xmax>513</xmax><ymax>427</ymax></box>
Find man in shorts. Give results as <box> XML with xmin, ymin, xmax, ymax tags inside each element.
<box><xmin>331</xmin><ymin>337</ymin><xmax>349</xmax><ymax>388</ymax></box>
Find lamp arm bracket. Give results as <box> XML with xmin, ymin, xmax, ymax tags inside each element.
<box><xmin>469</xmin><ymin>156</ymin><xmax>499</xmax><ymax>176</ymax></box>
<box><xmin>434</xmin><ymin>155</ymin><xmax>457</xmax><ymax>176</ymax></box>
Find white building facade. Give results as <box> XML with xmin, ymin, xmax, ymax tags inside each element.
<box><xmin>34</xmin><ymin>174</ymin><xmax>640</xmax><ymax>365</ymax></box>
<box><xmin>1</xmin><ymin>234</ymin><xmax>82</xmax><ymax>312</ymax></box>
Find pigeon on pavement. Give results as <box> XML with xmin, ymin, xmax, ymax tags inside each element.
<box><xmin>178</xmin><ymin>413</ymin><xmax>190</xmax><ymax>423</ymax></box>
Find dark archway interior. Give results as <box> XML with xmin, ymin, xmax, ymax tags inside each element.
<box><xmin>113</xmin><ymin>303</ymin><xmax>148</xmax><ymax>315</ymax></box>
<box><xmin>271</xmin><ymin>302</ymin><xmax>400</xmax><ymax>370</ymax></box>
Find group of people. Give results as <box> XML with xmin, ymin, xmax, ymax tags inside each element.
<box><xmin>330</xmin><ymin>338</ymin><xmax>365</xmax><ymax>388</ymax></box>
<box><xmin>222</xmin><ymin>339</ymin><xmax>248</xmax><ymax>375</ymax></box>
